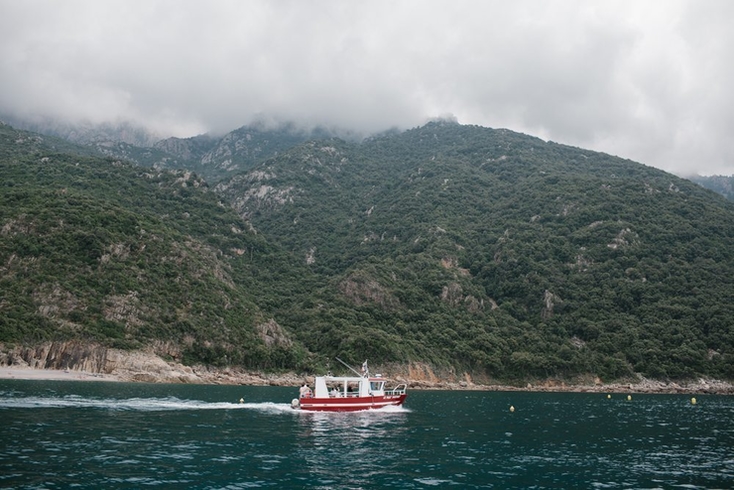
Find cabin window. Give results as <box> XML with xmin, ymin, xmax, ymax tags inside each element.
<box><xmin>370</xmin><ymin>381</ymin><xmax>384</xmax><ymax>391</ymax></box>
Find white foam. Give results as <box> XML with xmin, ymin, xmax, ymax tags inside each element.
<box><xmin>0</xmin><ymin>395</ymin><xmax>294</xmax><ymax>412</ymax></box>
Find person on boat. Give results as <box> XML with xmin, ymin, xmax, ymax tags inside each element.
<box><xmin>299</xmin><ymin>383</ymin><xmax>312</xmax><ymax>398</ymax></box>
<box><xmin>330</xmin><ymin>387</ymin><xmax>339</xmax><ymax>397</ymax></box>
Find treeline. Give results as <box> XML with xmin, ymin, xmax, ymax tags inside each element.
<box><xmin>218</xmin><ymin>121</ymin><xmax>734</xmax><ymax>380</ymax></box>
<box><xmin>0</xmin><ymin>124</ymin><xmax>312</xmax><ymax>371</ymax></box>
<box><xmin>1</xmin><ymin>121</ymin><xmax>734</xmax><ymax>382</ymax></box>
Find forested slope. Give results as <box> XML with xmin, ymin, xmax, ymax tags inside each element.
<box><xmin>0</xmin><ymin>123</ymin><xmax>312</xmax><ymax>370</ymax></box>
<box><xmin>2</xmin><ymin>120</ymin><xmax>733</xmax><ymax>382</ymax></box>
<box><xmin>217</xmin><ymin>121</ymin><xmax>734</xmax><ymax>380</ymax></box>
<box><xmin>691</xmin><ymin>174</ymin><xmax>734</xmax><ymax>201</ymax></box>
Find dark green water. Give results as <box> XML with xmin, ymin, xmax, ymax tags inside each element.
<box><xmin>0</xmin><ymin>380</ymin><xmax>732</xmax><ymax>489</ymax></box>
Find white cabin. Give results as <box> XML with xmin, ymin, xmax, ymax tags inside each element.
<box><xmin>313</xmin><ymin>375</ymin><xmax>386</xmax><ymax>398</ymax></box>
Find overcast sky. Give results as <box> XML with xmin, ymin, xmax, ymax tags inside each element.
<box><xmin>1</xmin><ymin>0</ymin><xmax>732</xmax><ymax>176</ymax></box>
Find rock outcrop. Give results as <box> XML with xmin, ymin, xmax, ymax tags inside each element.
<box><xmin>0</xmin><ymin>341</ymin><xmax>301</xmax><ymax>385</ymax></box>
<box><xmin>1</xmin><ymin>342</ymin><xmax>732</xmax><ymax>394</ymax></box>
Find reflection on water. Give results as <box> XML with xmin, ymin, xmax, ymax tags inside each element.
<box><xmin>296</xmin><ymin>408</ymin><xmax>410</xmax><ymax>488</ymax></box>
<box><xmin>1</xmin><ymin>381</ymin><xmax>732</xmax><ymax>489</ymax></box>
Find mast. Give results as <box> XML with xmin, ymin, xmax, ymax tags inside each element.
<box><xmin>335</xmin><ymin>357</ymin><xmax>367</xmax><ymax>377</ymax></box>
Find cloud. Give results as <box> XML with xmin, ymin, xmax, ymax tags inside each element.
<box><xmin>0</xmin><ymin>0</ymin><xmax>732</xmax><ymax>175</ymax></box>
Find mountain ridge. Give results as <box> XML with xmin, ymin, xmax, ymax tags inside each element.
<box><xmin>1</xmin><ymin>120</ymin><xmax>733</xmax><ymax>382</ymax></box>
<box><xmin>6</xmin><ymin>114</ymin><xmax>732</xmax><ymax>198</ymax></box>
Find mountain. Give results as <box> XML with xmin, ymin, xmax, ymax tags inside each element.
<box><xmin>0</xmin><ymin>115</ymin><xmax>160</xmax><ymax>147</ymax></box>
<box><xmin>215</xmin><ymin>121</ymin><xmax>734</xmax><ymax>381</ymax></box>
<box><xmin>0</xmin><ymin>116</ymin><xmax>328</xmax><ymax>183</ymax></box>
<box><xmin>1</xmin><ymin>120</ymin><xmax>733</xmax><ymax>383</ymax></box>
<box><xmin>0</xmin><ymin>122</ymin><xmax>313</xmax><ymax>371</ymax></box>
<box><xmin>690</xmin><ymin>174</ymin><xmax>734</xmax><ymax>201</ymax></box>
<box><xmin>153</xmin><ymin>122</ymin><xmax>353</xmax><ymax>182</ymax></box>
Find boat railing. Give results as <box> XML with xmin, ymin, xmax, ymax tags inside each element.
<box><xmin>385</xmin><ymin>384</ymin><xmax>407</xmax><ymax>396</ymax></box>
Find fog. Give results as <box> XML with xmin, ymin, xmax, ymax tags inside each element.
<box><xmin>1</xmin><ymin>0</ymin><xmax>732</xmax><ymax>175</ymax></box>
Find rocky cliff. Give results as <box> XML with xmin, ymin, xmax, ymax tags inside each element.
<box><xmin>0</xmin><ymin>341</ymin><xmax>301</xmax><ymax>385</ymax></box>
<box><xmin>2</xmin><ymin>342</ymin><xmax>732</xmax><ymax>394</ymax></box>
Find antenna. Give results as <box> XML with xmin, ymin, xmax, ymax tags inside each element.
<box><xmin>335</xmin><ymin>357</ymin><xmax>364</xmax><ymax>377</ymax></box>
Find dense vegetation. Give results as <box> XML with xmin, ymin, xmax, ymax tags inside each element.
<box><xmin>690</xmin><ymin>174</ymin><xmax>734</xmax><ymax>201</ymax></box>
<box><xmin>216</xmin><ymin>121</ymin><xmax>734</xmax><ymax>381</ymax></box>
<box><xmin>0</xmin><ymin>124</ymin><xmax>312</xmax><ymax>370</ymax></box>
<box><xmin>2</xmin><ymin>120</ymin><xmax>733</xmax><ymax>382</ymax></box>
<box><xmin>132</xmin><ymin>122</ymin><xmax>343</xmax><ymax>183</ymax></box>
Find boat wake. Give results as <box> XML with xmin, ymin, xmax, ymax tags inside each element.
<box><xmin>367</xmin><ymin>404</ymin><xmax>410</xmax><ymax>413</ymax></box>
<box><xmin>0</xmin><ymin>395</ymin><xmax>295</xmax><ymax>413</ymax></box>
<box><xmin>0</xmin><ymin>394</ymin><xmax>411</xmax><ymax>414</ymax></box>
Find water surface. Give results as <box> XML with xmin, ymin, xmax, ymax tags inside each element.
<box><xmin>1</xmin><ymin>380</ymin><xmax>731</xmax><ymax>489</ymax></box>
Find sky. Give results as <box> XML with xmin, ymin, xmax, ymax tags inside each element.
<box><xmin>0</xmin><ymin>0</ymin><xmax>732</xmax><ymax>176</ymax></box>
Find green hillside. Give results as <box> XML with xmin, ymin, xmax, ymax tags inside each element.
<box><xmin>2</xmin><ymin>120</ymin><xmax>734</xmax><ymax>382</ymax></box>
<box><xmin>691</xmin><ymin>174</ymin><xmax>734</xmax><ymax>201</ymax></box>
<box><xmin>151</xmin><ymin>122</ymin><xmax>342</xmax><ymax>182</ymax></box>
<box><xmin>217</xmin><ymin>121</ymin><xmax>734</xmax><ymax>381</ymax></box>
<box><xmin>0</xmin><ymin>123</ymin><xmax>312</xmax><ymax>370</ymax></box>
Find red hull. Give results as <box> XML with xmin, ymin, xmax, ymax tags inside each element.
<box><xmin>298</xmin><ymin>394</ymin><xmax>407</xmax><ymax>412</ymax></box>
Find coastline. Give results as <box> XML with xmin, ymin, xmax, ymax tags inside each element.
<box><xmin>3</xmin><ymin>342</ymin><xmax>731</xmax><ymax>394</ymax></box>
<box><xmin>0</xmin><ymin>366</ymin><xmax>117</xmax><ymax>382</ymax></box>
<box><xmin>1</xmin><ymin>366</ymin><xmax>732</xmax><ymax>395</ymax></box>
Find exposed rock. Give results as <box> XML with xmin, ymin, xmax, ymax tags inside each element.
<box><xmin>339</xmin><ymin>272</ymin><xmax>399</xmax><ymax>309</ymax></box>
<box><xmin>541</xmin><ymin>289</ymin><xmax>561</xmax><ymax>319</ymax></box>
<box><xmin>2</xmin><ymin>341</ymin><xmax>108</xmax><ymax>372</ymax></box>
<box><xmin>256</xmin><ymin>319</ymin><xmax>293</xmax><ymax>348</ymax></box>
<box><xmin>440</xmin><ymin>282</ymin><xmax>463</xmax><ymax>306</ymax></box>
<box><xmin>1</xmin><ymin>342</ymin><xmax>732</xmax><ymax>394</ymax></box>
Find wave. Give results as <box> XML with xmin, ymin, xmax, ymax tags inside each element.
<box><xmin>0</xmin><ymin>395</ymin><xmax>411</xmax><ymax>415</ymax></box>
<box><xmin>0</xmin><ymin>395</ymin><xmax>295</xmax><ymax>413</ymax></box>
<box><xmin>374</xmin><ymin>404</ymin><xmax>410</xmax><ymax>413</ymax></box>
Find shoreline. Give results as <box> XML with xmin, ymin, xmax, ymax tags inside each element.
<box><xmin>1</xmin><ymin>366</ymin><xmax>732</xmax><ymax>395</ymax></box>
<box><xmin>3</xmin><ymin>342</ymin><xmax>731</xmax><ymax>395</ymax></box>
<box><xmin>0</xmin><ymin>366</ymin><xmax>117</xmax><ymax>382</ymax></box>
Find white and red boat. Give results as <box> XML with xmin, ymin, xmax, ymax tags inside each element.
<box><xmin>291</xmin><ymin>360</ymin><xmax>407</xmax><ymax>412</ymax></box>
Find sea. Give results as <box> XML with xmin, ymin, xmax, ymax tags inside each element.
<box><xmin>0</xmin><ymin>380</ymin><xmax>732</xmax><ymax>489</ymax></box>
